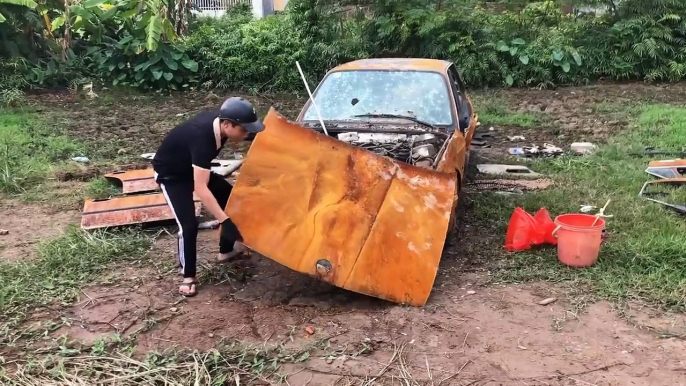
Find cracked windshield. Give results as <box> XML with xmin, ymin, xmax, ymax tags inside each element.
<box><xmin>303</xmin><ymin>70</ymin><xmax>454</xmax><ymax>125</ymax></box>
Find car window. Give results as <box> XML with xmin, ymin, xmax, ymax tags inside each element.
<box><xmin>302</xmin><ymin>70</ymin><xmax>454</xmax><ymax>126</ymax></box>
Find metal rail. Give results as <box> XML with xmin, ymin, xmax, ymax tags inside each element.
<box><xmin>192</xmin><ymin>0</ymin><xmax>248</xmax><ymax>11</ymax></box>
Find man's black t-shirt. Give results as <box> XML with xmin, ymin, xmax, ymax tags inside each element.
<box><xmin>152</xmin><ymin>111</ymin><xmax>228</xmax><ymax>180</ymax></box>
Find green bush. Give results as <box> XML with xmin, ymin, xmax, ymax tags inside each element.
<box><xmin>2</xmin><ymin>0</ymin><xmax>686</xmax><ymax>91</ymax></box>
<box><xmin>91</xmin><ymin>41</ymin><xmax>198</xmax><ymax>90</ymax></box>
<box><xmin>183</xmin><ymin>0</ymin><xmax>368</xmax><ymax>91</ymax></box>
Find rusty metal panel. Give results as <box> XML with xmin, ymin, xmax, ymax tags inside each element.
<box><xmin>225</xmin><ymin>108</ymin><xmax>456</xmax><ymax>306</ymax></box>
<box><xmin>104</xmin><ymin>169</ymin><xmax>159</xmax><ymax>194</ymax></box>
<box><xmin>105</xmin><ymin>160</ymin><xmax>243</xmax><ymax>194</ymax></box>
<box><xmin>81</xmin><ymin>193</ymin><xmax>202</xmax><ymax>230</ymax></box>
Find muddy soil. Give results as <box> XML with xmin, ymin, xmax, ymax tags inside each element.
<box><xmin>5</xmin><ymin>82</ymin><xmax>686</xmax><ymax>384</ymax></box>
<box><xmin>46</xmin><ymin>228</ymin><xmax>686</xmax><ymax>385</ymax></box>
<box><xmin>28</xmin><ymin>81</ymin><xmax>686</xmax><ymax>168</ymax></box>
<box><xmin>0</xmin><ymin>200</ymin><xmax>80</xmax><ymax>263</ymax></box>
<box><xmin>28</xmin><ymin>90</ymin><xmax>306</xmax><ymax>162</ymax></box>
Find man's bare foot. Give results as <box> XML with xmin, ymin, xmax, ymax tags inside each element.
<box><xmin>179</xmin><ymin>277</ymin><xmax>197</xmax><ymax>297</ymax></box>
<box><xmin>216</xmin><ymin>241</ymin><xmax>250</xmax><ymax>263</ymax></box>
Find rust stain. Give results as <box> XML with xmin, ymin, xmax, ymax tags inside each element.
<box><xmin>81</xmin><ymin>193</ymin><xmax>201</xmax><ymax>230</ymax></box>
<box><xmin>225</xmin><ymin>108</ymin><xmax>456</xmax><ymax>306</ymax></box>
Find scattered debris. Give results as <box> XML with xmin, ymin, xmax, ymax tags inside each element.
<box><xmin>467</xmin><ymin>179</ymin><xmax>553</xmax><ymax>194</ymax></box>
<box><xmin>580</xmin><ymin>205</ymin><xmax>596</xmax><ymax>213</ymax></box>
<box><xmin>71</xmin><ymin>156</ymin><xmax>90</xmax><ymax>163</ymax></box>
<box><xmin>305</xmin><ymin>326</ymin><xmax>315</xmax><ymax>335</ymax></box>
<box><xmin>471</xmin><ymin>132</ymin><xmax>494</xmax><ymax>147</ymax></box>
<box><xmin>509</xmin><ymin>143</ymin><xmax>563</xmax><ymax>158</ymax></box>
<box><xmin>467</xmin><ymin>290</ymin><xmax>476</xmax><ymax>295</ymax></box>
<box><xmin>477</xmin><ymin>164</ymin><xmax>541</xmax><ymax>178</ymax></box>
<box><xmin>508</xmin><ymin>135</ymin><xmax>526</xmax><ymax>141</ymax></box>
<box><xmin>82</xmin><ymin>83</ymin><xmax>98</xmax><ymax>99</ymax></box>
<box><xmin>645</xmin><ymin>159</ymin><xmax>686</xmax><ymax>179</ymax></box>
<box><xmin>571</xmin><ymin>142</ymin><xmax>597</xmax><ymax>155</ymax></box>
<box><xmin>141</xmin><ymin>153</ymin><xmax>155</xmax><ymax>160</ymax></box>
<box><xmin>0</xmin><ymin>229</ymin><xmax>8</xmax><ymax>236</ymax></box>
<box><xmin>508</xmin><ymin>147</ymin><xmax>526</xmax><ymax>157</ymax></box>
<box><xmin>474</xmin><ymin>132</ymin><xmax>494</xmax><ymax>140</ymax></box>
<box><xmin>639</xmin><ymin>178</ymin><xmax>686</xmax><ymax>215</ymax></box>
<box><xmin>629</xmin><ymin>147</ymin><xmax>686</xmax><ymax>158</ymax></box>
<box><xmin>470</xmin><ymin>139</ymin><xmax>488</xmax><ymax>147</ymax></box>
<box><xmin>538</xmin><ymin>297</ymin><xmax>557</xmax><ymax>306</ymax></box>
<box><xmin>170</xmin><ymin>307</ymin><xmax>178</xmax><ymax>312</ymax></box>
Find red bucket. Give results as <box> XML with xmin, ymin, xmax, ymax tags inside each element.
<box><xmin>553</xmin><ymin>214</ymin><xmax>605</xmax><ymax>267</ymax></box>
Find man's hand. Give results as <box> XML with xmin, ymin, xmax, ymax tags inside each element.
<box><xmin>220</xmin><ymin>217</ymin><xmax>243</xmax><ymax>243</ymax></box>
<box><xmin>193</xmin><ymin>166</ymin><xmax>229</xmax><ymax>222</ymax></box>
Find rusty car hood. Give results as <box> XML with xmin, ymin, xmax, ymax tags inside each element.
<box><xmin>224</xmin><ymin>108</ymin><xmax>457</xmax><ymax>306</ymax></box>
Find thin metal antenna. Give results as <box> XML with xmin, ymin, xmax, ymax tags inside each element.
<box><xmin>296</xmin><ymin>61</ymin><xmax>329</xmax><ymax>136</ymax></box>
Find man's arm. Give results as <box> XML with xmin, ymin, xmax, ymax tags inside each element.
<box><xmin>193</xmin><ymin>166</ymin><xmax>229</xmax><ymax>222</ymax></box>
<box><xmin>190</xmin><ymin>139</ymin><xmax>229</xmax><ymax>222</ymax></box>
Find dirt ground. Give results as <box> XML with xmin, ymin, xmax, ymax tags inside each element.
<box><xmin>4</xmin><ymin>82</ymin><xmax>686</xmax><ymax>385</ymax></box>
<box><xmin>0</xmin><ymin>200</ymin><xmax>80</xmax><ymax>263</ymax></box>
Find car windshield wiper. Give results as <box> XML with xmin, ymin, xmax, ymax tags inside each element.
<box><xmin>352</xmin><ymin>113</ymin><xmax>438</xmax><ymax>131</ymax></box>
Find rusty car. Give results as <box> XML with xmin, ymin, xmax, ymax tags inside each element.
<box><xmin>224</xmin><ymin>58</ymin><xmax>479</xmax><ymax>306</ymax></box>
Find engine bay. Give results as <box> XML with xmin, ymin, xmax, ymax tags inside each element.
<box><xmin>336</xmin><ymin>132</ymin><xmax>446</xmax><ymax>168</ymax></box>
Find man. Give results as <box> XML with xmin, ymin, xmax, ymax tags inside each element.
<box><xmin>152</xmin><ymin>97</ymin><xmax>265</xmax><ymax>297</ymax></box>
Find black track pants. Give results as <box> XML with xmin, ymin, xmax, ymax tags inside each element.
<box><xmin>155</xmin><ymin>172</ymin><xmax>233</xmax><ymax>278</ymax></box>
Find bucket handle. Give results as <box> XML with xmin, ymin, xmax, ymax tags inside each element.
<box><xmin>551</xmin><ymin>225</ymin><xmax>562</xmax><ymax>239</ymax></box>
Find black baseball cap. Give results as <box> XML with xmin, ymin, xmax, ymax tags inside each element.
<box><xmin>218</xmin><ymin>97</ymin><xmax>265</xmax><ymax>133</ymax></box>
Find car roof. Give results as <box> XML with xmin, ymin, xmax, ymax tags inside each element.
<box><xmin>329</xmin><ymin>58</ymin><xmax>453</xmax><ymax>73</ymax></box>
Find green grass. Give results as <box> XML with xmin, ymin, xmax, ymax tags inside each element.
<box><xmin>477</xmin><ymin>105</ymin><xmax>686</xmax><ymax>311</ymax></box>
<box><xmin>472</xmin><ymin>93</ymin><xmax>541</xmax><ymax>128</ymax></box>
<box><xmin>0</xmin><ymin>226</ymin><xmax>153</xmax><ymax>347</ymax></box>
<box><xmin>0</xmin><ymin>109</ymin><xmax>84</xmax><ymax>195</ymax></box>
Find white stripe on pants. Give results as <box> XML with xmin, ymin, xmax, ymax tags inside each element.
<box><xmin>155</xmin><ymin>171</ymin><xmax>185</xmax><ymax>271</ymax></box>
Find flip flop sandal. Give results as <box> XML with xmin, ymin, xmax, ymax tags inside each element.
<box><xmin>179</xmin><ymin>281</ymin><xmax>198</xmax><ymax>297</ymax></box>
<box><xmin>216</xmin><ymin>250</ymin><xmax>252</xmax><ymax>264</ymax></box>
